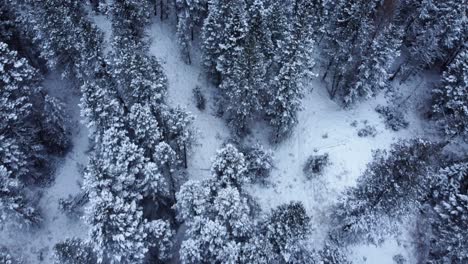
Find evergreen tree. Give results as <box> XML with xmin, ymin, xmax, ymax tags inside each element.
<box><xmin>53</xmin><ymin>238</ymin><xmax>98</xmax><ymax>264</ymax></box>
<box><xmin>0</xmin><ymin>42</ymin><xmax>70</xmax><ymax>181</ymax></box>
<box><xmin>332</xmin><ymin>139</ymin><xmax>442</xmax><ymax>244</ymax></box>
<box><xmin>428</xmin><ymin>161</ymin><xmax>468</xmax><ymax>263</ymax></box>
<box><xmin>263</xmin><ymin>201</ymin><xmax>311</xmax><ymax>263</ymax></box>
<box><xmin>84</xmin><ymin>127</ymin><xmax>173</xmax><ymax>263</ymax></box>
<box><xmin>40</xmin><ymin>95</ymin><xmax>71</xmax><ymax>153</ymax></box>
<box><xmin>397</xmin><ymin>0</ymin><xmax>468</xmax><ymax>76</ymax></box>
<box><xmin>22</xmin><ymin>0</ymin><xmax>105</xmax><ymax>81</ymax></box>
<box><xmin>176</xmin><ymin>144</ymin><xmax>253</xmax><ymax>263</ymax></box>
<box><xmin>176</xmin><ymin>0</ymin><xmax>207</xmax><ymax>63</ymax></box>
<box><xmin>321</xmin><ymin>0</ymin><xmax>401</xmax><ymax>105</ymax></box>
<box><xmin>0</xmin><ymin>164</ymin><xmax>41</xmax><ymax>227</ymax></box>
<box><xmin>110</xmin><ymin>0</ymin><xmax>152</xmax><ymax>41</ymax></box>
<box><xmin>432</xmin><ymin>46</ymin><xmax>468</xmax><ymax>141</ymax></box>
<box><xmin>265</xmin><ymin>0</ymin><xmax>319</xmax><ymax>141</ymax></box>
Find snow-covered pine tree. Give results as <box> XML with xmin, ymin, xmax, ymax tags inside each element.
<box><xmin>211</xmin><ymin>144</ymin><xmax>249</xmax><ymax>188</ymax></box>
<box><xmin>21</xmin><ymin>0</ymin><xmax>105</xmax><ymax>81</ymax></box>
<box><xmin>108</xmin><ymin>39</ymin><xmax>192</xmax><ymax>168</ymax></box>
<box><xmin>263</xmin><ymin>201</ymin><xmax>311</xmax><ymax>263</ymax></box>
<box><xmin>110</xmin><ymin>0</ymin><xmax>152</xmax><ymax>41</ymax></box>
<box><xmin>432</xmin><ymin>46</ymin><xmax>468</xmax><ymax>141</ymax></box>
<box><xmin>176</xmin><ymin>0</ymin><xmax>207</xmax><ymax>63</ymax></box>
<box><xmin>396</xmin><ymin>0</ymin><xmax>468</xmax><ymax>77</ymax></box>
<box><xmin>0</xmin><ymin>42</ymin><xmax>70</xmax><ymax>182</ymax></box>
<box><xmin>53</xmin><ymin>238</ymin><xmax>98</xmax><ymax>264</ymax></box>
<box><xmin>80</xmin><ymin>77</ymin><xmax>127</xmax><ymax>134</ymax></box>
<box><xmin>201</xmin><ymin>0</ymin><xmax>227</xmax><ymax>81</ymax></box>
<box><xmin>265</xmin><ymin>0</ymin><xmax>318</xmax><ymax>142</ymax></box>
<box><xmin>321</xmin><ymin>0</ymin><xmax>401</xmax><ymax>105</ymax></box>
<box><xmin>216</xmin><ymin>0</ymin><xmax>261</xmax><ymax>136</ymax></box>
<box><xmin>428</xmin><ymin>161</ymin><xmax>468</xmax><ymax>263</ymax></box>
<box><xmin>0</xmin><ymin>164</ymin><xmax>41</xmax><ymax>227</ymax></box>
<box><xmin>108</xmin><ymin>40</ymin><xmax>167</xmax><ymax>108</ymax></box>
<box><xmin>332</xmin><ymin>139</ymin><xmax>442</xmax><ymax>244</ymax></box>
<box><xmin>176</xmin><ymin>144</ymin><xmax>254</xmax><ymax>263</ymax></box>
<box><xmin>40</xmin><ymin>95</ymin><xmax>71</xmax><ymax>154</ymax></box>
<box><xmin>84</xmin><ymin>127</ymin><xmax>173</xmax><ymax>263</ymax></box>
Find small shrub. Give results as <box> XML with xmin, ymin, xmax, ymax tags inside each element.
<box><xmin>58</xmin><ymin>192</ymin><xmax>88</xmax><ymax>218</ymax></box>
<box><xmin>375</xmin><ymin>105</ymin><xmax>409</xmax><ymax>131</ymax></box>
<box><xmin>393</xmin><ymin>254</ymin><xmax>406</xmax><ymax>264</ymax></box>
<box><xmin>358</xmin><ymin>125</ymin><xmax>377</xmax><ymax>137</ymax></box>
<box><xmin>192</xmin><ymin>86</ymin><xmax>206</xmax><ymax>110</ymax></box>
<box><xmin>303</xmin><ymin>153</ymin><xmax>330</xmax><ymax>179</ymax></box>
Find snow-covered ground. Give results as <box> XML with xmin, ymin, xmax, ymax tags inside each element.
<box><xmin>146</xmin><ymin>18</ymin><xmax>432</xmax><ymax>263</ymax></box>
<box><xmin>0</xmin><ymin>74</ymin><xmax>89</xmax><ymax>263</ymax></box>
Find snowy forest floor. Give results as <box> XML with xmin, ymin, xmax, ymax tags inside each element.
<box><xmin>1</xmin><ymin>14</ymin><xmax>444</xmax><ymax>263</ymax></box>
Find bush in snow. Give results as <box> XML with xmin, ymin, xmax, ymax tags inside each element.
<box><xmin>58</xmin><ymin>192</ymin><xmax>88</xmax><ymax>218</ymax></box>
<box><xmin>303</xmin><ymin>153</ymin><xmax>329</xmax><ymax>179</ymax></box>
<box><xmin>393</xmin><ymin>254</ymin><xmax>407</xmax><ymax>264</ymax></box>
<box><xmin>192</xmin><ymin>86</ymin><xmax>206</xmax><ymax>110</ymax></box>
<box><xmin>53</xmin><ymin>238</ymin><xmax>97</xmax><ymax>264</ymax></box>
<box><xmin>357</xmin><ymin>125</ymin><xmax>378</xmax><ymax>138</ymax></box>
<box><xmin>375</xmin><ymin>105</ymin><xmax>409</xmax><ymax>131</ymax></box>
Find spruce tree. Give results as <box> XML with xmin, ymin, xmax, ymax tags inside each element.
<box><xmin>428</xmin><ymin>161</ymin><xmax>468</xmax><ymax>263</ymax></box>
<box><xmin>176</xmin><ymin>144</ymin><xmax>253</xmax><ymax>263</ymax></box>
<box><xmin>22</xmin><ymin>0</ymin><xmax>105</xmax><ymax>81</ymax></box>
<box><xmin>321</xmin><ymin>0</ymin><xmax>401</xmax><ymax>105</ymax></box>
<box><xmin>84</xmin><ymin>127</ymin><xmax>173</xmax><ymax>263</ymax></box>
<box><xmin>332</xmin><ymin>139</ymin><xmax>442</xmax><ymax>244</ymax></box>
<box><xmin>397</xmin><ymin>0</ymin><xmax>468</xmax><ymax>76</ymax></box>
<box><xmin>432</xmin><ymin>46</ymin><xmax>468</xmax><ymax>141</ymax></box>
<box><xmin>176</xmin><ymin>0</ymin><xmax>207</xmax><ymax>63</ymax></box>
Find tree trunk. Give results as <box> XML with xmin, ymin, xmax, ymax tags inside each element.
<box><xmin>160</xmin><ymin>0</ymin><xmax>164</xmax><ymax>20</ymax></box>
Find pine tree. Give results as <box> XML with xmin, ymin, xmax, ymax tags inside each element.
<box><xmin>432</xmin><ymin>46</ymin><xmax>468</xmax><ymax>141</ymax></box>
<box><xmin>397</xmin><ymin>0</ymin><xmax>468</xmax><ymax>76</ymax></box>
<box><xmin>84</xmin><ymin>127</ymin><xmax>173</xmax><ymax>263</ymax></box>
<box><xmin>265</xmin><ymin>0</ymin><xmax>319</xmax><ymax>141</ymax></box>
<box><xmin>176</xmin><ymin>0</ymin><xmax>207</xmax><ymax>63</ymax></box>
<box><xmin>0</xmin><ymin>164</ymin><xmax>41</xmax><ymax>227</ymax></box>
<box><xmin>428</xmin><ymin>161</ymin><xmax>468</xmax><ymax>263</ymax></box>
<box><xmin>210</xmin><ymin>144</ymin><xmax>248</xmax><ymax>188</ymax></box>
<box><xmin>22</xmin><ymin>0</ymin><xmax>105</xmax><ymax>81</ymax></box>
<box><xmin>263</xmin><ymin>201</ymin><xmax>311</xmax><ymax>263</ymax></box>
<box><xmin>332</xmin><ymin>139</ymin><xmax>442</xmax><ymax>244</ymax></box>
<box><xmin>53</xmin><ymin>238</ymin><xmax>98</xmax><ymax>264</ymax></box>
<box><xmin>176</xmin><ymin>144</ymin><xmax>253</xmax><ymax>263</ymax></box>
<box><xmin>321</xmin><ymin>0</ymin><xmax>401</xmax><ymax>105</ymax></box>
<box><xmin>1</xmin><ymin>42</ymin><xmax>70</xmax><ymax>182</ymax></box>
<box><xmin>110</xmin><ymin>0</ymin><xmax>152</xmax><ymax>41</ymax></box>
<box><xmin>40</xmin><ymin>95</ymin><xmax>71</xmax><ymax>153</ymax></box>
<box><xmin>108</xmin><ymin>41</ymin><xmax>167</xmax><ymax>108</ymax></box>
